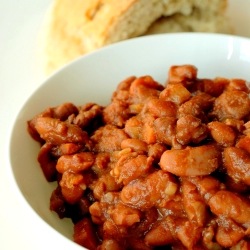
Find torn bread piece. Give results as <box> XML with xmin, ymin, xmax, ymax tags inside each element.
<box><xmin>39</xmin><ymin>0</ymin><xmax>232</xmax><ymax>74</ymax></box>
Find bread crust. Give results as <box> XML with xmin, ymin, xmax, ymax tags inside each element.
<box><xmin>40</xmin><ymin>0</ymin><xmax>231</xmax><ymax>73</ymax></box>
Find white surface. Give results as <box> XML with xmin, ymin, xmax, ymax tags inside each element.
<box><xmin>1</xmin><ymin>1</ymin><xmax>250</xmax><ymax>250</ymax></box>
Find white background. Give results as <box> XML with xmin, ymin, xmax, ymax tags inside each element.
<box><xmin>0</xmin><ymin>0</ymin><xmax>250</xmax><ymax>249</ymax></box>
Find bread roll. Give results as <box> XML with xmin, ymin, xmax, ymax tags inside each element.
<box><xmin>40</xmin><ymin>0</ymin><xmax>232</xmax><ymax>74</ymax></box>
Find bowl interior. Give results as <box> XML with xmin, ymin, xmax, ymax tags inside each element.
<box><xmin>8</xmin><ymin>33</ymin><xmax>250</xmax><ymax>246</ymax></box>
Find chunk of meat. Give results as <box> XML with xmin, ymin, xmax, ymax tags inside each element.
<box><xmin>120</xmin><ymin>170</ymin><xmax>177</xmax><ymax>210</ymax></box>
<box><xmin>91</xmin><ymin>125</ymin><xmax>129</xmax><ymax>152</ymax></box>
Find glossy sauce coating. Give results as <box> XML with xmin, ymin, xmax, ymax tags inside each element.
<box><xmin>28</xmin><ymin>65</ymin><xmax>250</xmax><ymax>250</ymax></box>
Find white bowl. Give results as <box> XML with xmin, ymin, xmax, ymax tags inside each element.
<box><xmin>8</xmin><ymin>33</ymin><xmax>250</xmax><ymax>249</ymax></box>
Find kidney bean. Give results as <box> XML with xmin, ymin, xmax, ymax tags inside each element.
<box><xmin>159</xmin><ymin>145</ymin><xmax>220</xmax><ymax>176</ymax></box>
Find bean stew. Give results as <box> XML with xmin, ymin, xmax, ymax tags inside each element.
<box><xmin>28</xmin><ymin>65</ymin><xmax>250</xmax><ymax>249</ymax></box>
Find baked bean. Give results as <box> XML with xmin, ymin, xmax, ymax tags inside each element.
<box><xmin>208</xmin><ymin>121</ymin><xmax>236</xmax><ymax>147</ymax></box>
<box><xmin>28</xmin><ymin>65</ymin><xmax>250</xmax><ymax>249</ymax></box>
<box><xmin>213</xmin><ymin>90</ymin><xmax>250</xmax><ymax>120</ymax></box>
<box><xmin>178</xmin><ymin>92</ymin><xmax>214</xmax><ymax>120</ymax></box>
<box><xmin>53</xmin><ymin>102</ymin><xmax>79</xmax><ymax>120</ymax></box>
<box><xmin>144</xmin><ymin>98</ymin><xmax>177</xmax><ymax>118</ymax></box>
<box><xmin>208</xmin><ymin>190</ymin><xmax>250</xmax><ymax>226</ymax></box>
<box><xmin>56</xmin><ymin>152</ymin><xmax>95</xmax><ymax>174</ymax></box>
<box><xmin>34</xmin><ymin>117</ymin><xmax>89</xmax><ymax>145</ymax></box>
<box><xmin>121</xmin><ymin>138</ymin><xmax>148</xmax><ymax>153</ymax></box>
<box><xmin>159</xmin><ymin>145</ymin><xmax>220</xmax><ymax>176</ymax></box>
<box><xmin>55</xmin><ymin>143</ymin><xmax>83</xmax><ymax>156</ymax></box>
<box><xmin>124</xmin><ymin>116</ymin><xmax>142</xmax><ymax>139</ymax></box>
<box><xmin>223</xmin><ymin>147</ymin><xmax>250</xmax><ymax>185</ymax></box>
